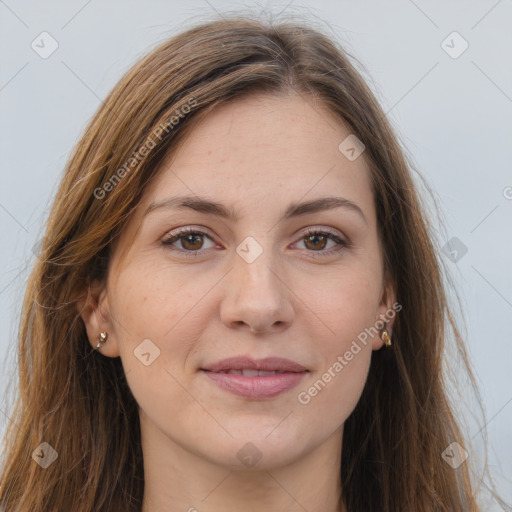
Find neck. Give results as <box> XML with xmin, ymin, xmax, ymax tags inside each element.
<box><xmin>140</xmin><ymin>420</ymin><xmax>345</xmax><ymax>512</ymax></box>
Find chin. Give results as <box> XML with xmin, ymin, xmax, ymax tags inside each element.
<box><xmin>204</xmin><ymin>426</ymin><xmax>310</xmax><ymax>471</ymax></box>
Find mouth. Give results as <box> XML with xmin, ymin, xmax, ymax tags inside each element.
<box><xmin>205</xmin><ymin>369</ymin><xmax>292</xmax><ymax>376</ymax></box>
<box><xmin>200</xmin><ymin>357</ymin><xmax>309</xmax><ymax>399</ymax></box>
<box><xmin>201</xmin><ymin>356</ymin><xmax>308</xmax><ymax>373</ymax></box>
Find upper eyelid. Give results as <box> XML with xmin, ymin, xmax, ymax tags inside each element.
<box><xmin>162</xmin><ymin>225</ymin><xmax>216</xmax><ymax>242</ymax></box>
<box><xmin>162</xmin><ymin>225</ymin><xmax>346</xmax><ymax>241</ymax></box>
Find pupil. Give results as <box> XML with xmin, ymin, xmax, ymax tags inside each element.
<box><xmin>307</xmin><ymin>235</ymin><xmax>326</xmax><ymax>250</ymax></box>
<box><xmin>184</xmin><ymin>234</ymin><xmax>202</xmax><ymax>249</ymax></box>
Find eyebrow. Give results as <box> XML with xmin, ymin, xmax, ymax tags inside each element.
<box><xmin>144</xmin><ymin>195</ymin><xmax>367</xmax><ymax>225</ymax></box>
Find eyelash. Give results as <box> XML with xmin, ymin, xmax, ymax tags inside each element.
<box><xmin>162</xmin><ymin>226</ymin><xmax>349</xmax><ymax>259</ymax></box>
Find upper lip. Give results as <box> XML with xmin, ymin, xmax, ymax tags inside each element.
<box><xmin>202</xmin><ymin>356</ymin><xmax>308</xmax><ymax>373</ymax></box>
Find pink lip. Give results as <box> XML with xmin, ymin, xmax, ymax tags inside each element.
<box><xmin>202</xmin><ymin>356</ymin><xmax>308</xmax><ymax>373</ymax></box>
<box><xmin>201</xmin><ymin>356</ymin><xmax>309</xmax><ymax>399</ymax></box>
<box><xmin>202</xmin><ymin>371</ymin><xmax>307</xmax><ymax>399</ymax></box>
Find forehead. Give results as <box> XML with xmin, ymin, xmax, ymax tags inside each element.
<box><xmin>143</xmin><ymin>92</ymin><xmax>375</xmax><ymax>218</ymax></box>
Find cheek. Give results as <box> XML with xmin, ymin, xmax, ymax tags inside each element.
<box><xmin>296</xmin><ymin>323</ymin><xmax>373</xmax><ymax>433</ymax></box>
<box><xmin>111</xmin><ymin>259</ymin><xmax>212</xmax><ymax>343</ymax></box>
<box><xmin>304</xmin><ymin>261</ymin><xmax>382</xmax><ymax>346</ymax></box>
<box><xmin>109</xmin><ymin>261</ymin><xmax>217</xmax><ymax>394</ymax></box>
<box><xmin>293</xmin><ymin>265</ymin><xmax>379</xmax><ymax>421</ymax></box>
<box><xmin>110</xmin><ymin>266</ymin><xmax>209</xmax><ymax>426</ymax></box>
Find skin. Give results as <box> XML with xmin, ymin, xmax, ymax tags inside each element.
<box><xmin>79</xmin><ymin>91</ymin><xmax>396</xmax><ymax>512</ymax></box>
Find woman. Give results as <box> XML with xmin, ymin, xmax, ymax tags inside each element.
<box><xmin>0</xmin><ymin>15</ymin><xmax>504</xmax><ymax>512</ymax></box>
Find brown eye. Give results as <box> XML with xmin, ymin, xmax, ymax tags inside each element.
<box><xmin>295</xmin><ymin>229</ymin><xmax>348</xmax><ymax>258</ymax></box>
<box><xmin>162</xmin><ymin>228</ymin><xmax>216</xmax><ymax>256</ymax></box>
<box><xmin>179</xmin><ymin>233</ymin><xmax>204</xmax><ymax>250</ymax></box>
<box><xmin>303</xmin><ymin>233</ymin><xmax>329</xmax><ymax>251</ymax></box>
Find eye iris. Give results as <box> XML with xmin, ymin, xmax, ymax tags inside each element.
<box><xmin>181</xmin><ymin>233</ymin><xmax>203</xmax><ymax>250</ymax></box>
<box><xmin>304</xmin><ymin>234</ymin><xmax>328</xmax><ymax>251</ymax></box>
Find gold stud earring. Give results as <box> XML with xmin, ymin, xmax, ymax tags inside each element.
<box><xmin>95</xmin><ymin>331</ymin><xmax>108</xmax><ymax>350</ymax></box>
<box><xmin>381</xmin><ymin>328</ymin><xmax>391</xmax><ymax>347</ymax></box>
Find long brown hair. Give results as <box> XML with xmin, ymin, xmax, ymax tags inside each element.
<box><xmin>0</xmin><ymin>14</ymin><xmax>502</xmax><ymax>511</ymax></box>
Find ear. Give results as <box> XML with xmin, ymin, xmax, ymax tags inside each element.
<box><xmin>372</xmin><ymin>273</ymin><xmax>398</xmax><ymax>351</ymax></box>
<box><xmin>76</xmin><ymin>279</ymin><xmax>121</xmax><ymax>357</ymax></box>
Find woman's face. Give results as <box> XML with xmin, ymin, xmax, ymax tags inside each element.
<box><xmin>82</xmin><ymin>92</ymin><xmax>395</xmax><ymax>470</ymax></box>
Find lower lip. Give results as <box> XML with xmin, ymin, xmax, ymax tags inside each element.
<box><xmin>202</xmin><ymin>370</ymin><xmax>308</xmax><ymax>399</ymax></box>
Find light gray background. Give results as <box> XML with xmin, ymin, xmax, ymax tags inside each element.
<box><xmin>1</xmin><ymin>0</ymin><xmax>511</xmax><ymax>508</ymax></box>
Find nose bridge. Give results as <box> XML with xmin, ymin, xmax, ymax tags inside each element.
<box><xmin>220</xmin><ymin>234</ymin><xmax>294</xmax><ymax>332</ymax></box>
<box><xmin>233</xmin><ymin>234</ymin><xmax>282</xmax><ymax>300</ymax></box>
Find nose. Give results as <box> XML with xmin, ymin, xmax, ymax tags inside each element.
<box><xmin>219</xmin><ymin>246</ymin><xmax>295</xmax><ymax>335</ymax></box>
